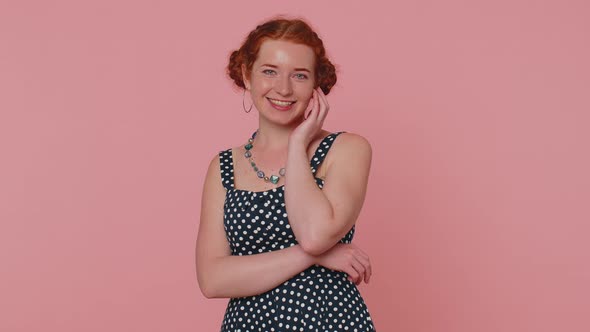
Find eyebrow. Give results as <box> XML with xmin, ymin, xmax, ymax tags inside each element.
<box><xmin>260</xmin><ymin>64</ymin><xmax>311</xmax><ymax>73</ymax></box>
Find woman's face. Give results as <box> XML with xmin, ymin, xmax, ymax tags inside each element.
<box><xmin>243</xmin><ymin>39</ymin><xmax>316</xmax><ymax>125</ymax></box>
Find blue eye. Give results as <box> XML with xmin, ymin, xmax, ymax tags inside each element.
<box><xmin>262</xmin><ymin>69</ymin><xmax>276</xmax><ymax>75</ymax></box>
<box><xmin>295</xmin><ymin>73</ymin><xmax>308</xmax><ymax>79</ymax></box>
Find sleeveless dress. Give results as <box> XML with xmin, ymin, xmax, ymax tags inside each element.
<box><xmin>218</xmin><ymin>131</ymin><xmax>376</xmax><ymax>332</ymax></box>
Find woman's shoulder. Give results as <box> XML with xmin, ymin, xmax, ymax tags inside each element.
<box><xmin>215</xmin><ymin>142</ymin><xmax>246</xmax><ymax>157</ymax></box>
<box><xmin>323</xmin><ymin>131</ymin><xmax>372</xmax><ymax>171</ymax></box>
<box><xmin>330</xmin><ymin>131</ymin><xmax>372</xmax><ymax>154</ymax></box>
<box><xmin>207</xmin><ymin>143</ymin><xmax>240</xmax><ymax>174</ymax></box>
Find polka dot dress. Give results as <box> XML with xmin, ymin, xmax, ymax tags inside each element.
<box><xmin>218</xmin><ymin>131</ymin><xmax>376</xmax><ymax>332</ymax></box>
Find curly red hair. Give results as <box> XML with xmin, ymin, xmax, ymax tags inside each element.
<box><xmin>227</xmin><ymin>17</ymin><xmax>337</xmax><ymax>95</ymax></box>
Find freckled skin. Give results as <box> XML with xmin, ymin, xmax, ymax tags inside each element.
<box><xmin>242</xmin><ymin>39</ymin><xmax>316</xmax><ymax>126</ymax></box>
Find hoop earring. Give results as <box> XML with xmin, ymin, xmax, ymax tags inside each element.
<box><xmin>242</xmin><ymin>89</ymin><xmax>253</xmax><ymax>113</ymax></box>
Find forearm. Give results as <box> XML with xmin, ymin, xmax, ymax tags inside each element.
<box><xmin>284</xmin><ymin>139</ymin><xmax>335</xmax><ymax>252</ymax></box>
<box><xmin>204</xmin><ymin>244</ymin><xmax>315</xmax><ymax>299</ymax></box>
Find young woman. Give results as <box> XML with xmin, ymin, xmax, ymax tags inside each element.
<box><xmin>196</xmin><ymin>17</ymin><xmax>377</xmax><ymax>331</ymax></box>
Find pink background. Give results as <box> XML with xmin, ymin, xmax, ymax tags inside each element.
<box><xmin>2</xmin><ymin>0</ymin><xmax>589</xmax><ymax>331</ymax></box>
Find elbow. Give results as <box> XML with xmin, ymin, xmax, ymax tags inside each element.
<box><xmin>197</xmin><ymin>256</ymin><xmax>229</xmax><ymax>299</ymax></box>
<box><xmin>200</xmin><ymin>282</ymin><xmax>223</xmax><ymax>299</ymax></box>
<box><xmin>198</xmin><ymin>279</ymin><xmax>215</xmax><ymax>299</ymax></box>
<box><xmin>299</xmin><ymin>234</ymin><xmax>335</xmax><ymax>256</ymax></box>
<box><xmin>300</xmin><ymin>241</ymin><xmax>323</xmax><ymax>256</ymax></box>
<box><xmin>299</xmin><ymin>221</ymin><xmax>343</xmax><ymax>256</ymax></box>
<box><xmin>200</xmin><ymin>285</ymin><xmax>215</xmax><ymax>299</ymax></box>
<box><xmin>197</xmin><ymin>273</ymin><xmax>220</xmax><ymax>299</ymax></box>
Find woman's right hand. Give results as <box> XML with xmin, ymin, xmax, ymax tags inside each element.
<box><xmin>312</xmin><ymin>243</ymin><xmax>372</xmax><ymax>286</ymax></box>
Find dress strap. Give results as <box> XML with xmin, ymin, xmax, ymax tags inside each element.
<box><xmin>219</xmin><ymin>148</ymin><xmax>235</xmax><ymax>190</ymax></box>
<box><xmin>310</xmin><ymin>131</ymin><xmax>346</xmax><ymax>175</ymax></box>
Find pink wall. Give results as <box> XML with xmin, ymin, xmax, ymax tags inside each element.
<box><xmin>2</xmin><ymin>0</ymin><xmax>589</xmax><ymax>331</ymax></box>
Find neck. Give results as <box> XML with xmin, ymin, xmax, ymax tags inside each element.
<box><xmin>253</xmin><ymin>116</ymin><xmax>302</xmax><ymax>151</ymax></box>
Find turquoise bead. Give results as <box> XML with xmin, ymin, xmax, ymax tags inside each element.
<box><xmin>243</xmin><ymin>132</ymin><xmax>286</xmax><ymax>186</ymax></box>
<box><xmin>270</xmin><ymin>175</ymin><xmax>279</xmax><ymax>184</ymax></box>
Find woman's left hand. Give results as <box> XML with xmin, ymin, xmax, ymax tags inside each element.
<box><xmin>290</xmin><ymin>87</ymin><xmax>329</xmax><ymax>147</ymax></box>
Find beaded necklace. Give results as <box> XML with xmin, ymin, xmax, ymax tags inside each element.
<box><xmin>244</xmin><ymin>130</ymin><xmax>286</xmax><ymax>185</ymax></box>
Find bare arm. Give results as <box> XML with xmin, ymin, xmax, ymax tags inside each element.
<box><xmin>195</xmin><ymin>153</ymin><xmax>316</xmax><ymax>299</ymax></box>
<box><xmin>285</xmin><ymin>132</ymin><xmax>372</xmax><ymax>256</ymax></box>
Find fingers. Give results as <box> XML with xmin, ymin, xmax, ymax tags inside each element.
<box><xmin>346</xmin><ymin>268</ymin><xmax>360</xmax><ymax>284</ymax></box>
<box><xmin>355</xmin><ymin>253</ymin><xmax>372</xmax><ymax>284</ymax></box>
<box><xmin>346</xmin><ymin>247</ymin><xmax>372</xmax><ymax>285</ymax></box>
<box><xmin>343</xmin><ymin>248</ymin><xmax>363</xmax><ymax>284</ymax></box>
<box><xmin>310</xmin><ymin>89</ymin><xmax>320</xmax><ymax>120</ymax></box>
<box><xmin>320</xmin><ymin>243</ymin><xmax>372</xmax><ymax>286</ymax></box>
<box><xmin>353</xmin><ymin>247</ymin><xmax>371</xmax><ymax>283</ymax></box>
<box><xmin>304</xmin><ymin>91</ymin><xmax>315</xmax><ymax>119</ymax></box>
<box><xmin>349</xmin><ymin>258</ymin><xmax>365</xmax><ymax>285</ymax></box>
<box><xmin>315</xmin><ymin>88</ymin><xmax>329</xmax><ymax>123</ymax></box>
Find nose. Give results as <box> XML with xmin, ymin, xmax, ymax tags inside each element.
<box><xmin>274</xmin><ymin>75</ymin><xmax>293</xmax><ymax>96</ymax></box>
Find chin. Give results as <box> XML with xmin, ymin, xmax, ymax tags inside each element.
<box><xmin>261</xmin><ymin>111</ymin><xmax>303</xmax><ymax>126</ymax></box>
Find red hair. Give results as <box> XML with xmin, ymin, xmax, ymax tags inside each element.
<box><xmin>227</xmin><ymin>17</ymin><xmax>337</xmax><ymax>95</ymax></box>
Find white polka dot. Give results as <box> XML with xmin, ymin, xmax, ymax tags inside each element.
<box><xmin>217</xmin><ymin>136</ymin><xmax>374</xmax><ymax>331</ymax></box>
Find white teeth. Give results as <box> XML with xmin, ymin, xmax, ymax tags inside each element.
<box><xmin>269</xmin><ymin>98</ymin><xmax>295</xmax><ymax>106</ymax></box>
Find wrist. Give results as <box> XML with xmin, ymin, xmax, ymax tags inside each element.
<box><xmin>288</xmin><ymin>133</ymin><xmax>308</xmax><ymax>147</ymax></box>
<box><xmin>287</xmin><ymin>137</ymin><xmax>308</xmax><ymax>154</ymax></box>
<box><xmin>297</xmin><ymin>244</ymin><xmax>318</xmax><ymax>266</ymax></box>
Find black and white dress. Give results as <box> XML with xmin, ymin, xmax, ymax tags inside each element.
<box><xmin>218</xmin><ymin>131</ymin><xmax>376</xmax><ymax>332</ymax></box>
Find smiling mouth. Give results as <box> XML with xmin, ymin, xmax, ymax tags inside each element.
<box><xmin>267</xmin><ymin>98</ymin><xmax>296</xmax><ymax>106</ymax></box>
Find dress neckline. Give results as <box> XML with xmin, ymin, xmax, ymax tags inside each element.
<box><xmin>219</xmin><ymin>131</ymin><xmax>344</xmax><ymax>192</ymax></box>
<box><xmin>226</xmin><ymin>177</ymin><xmax>325</xmax><ymax>195</ymax></box>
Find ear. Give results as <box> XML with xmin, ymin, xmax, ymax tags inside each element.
<box><xmin>241</xmin><ymin>64</ymin><xmax>250</xmax><ymax>90</ymax></box>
